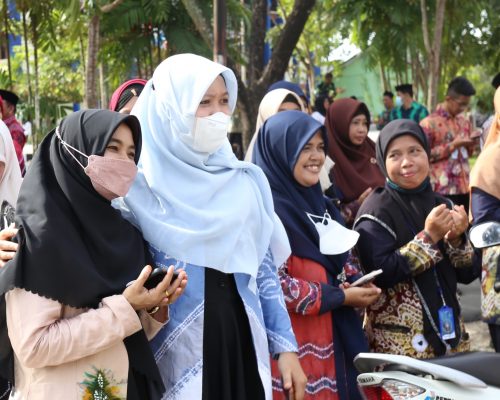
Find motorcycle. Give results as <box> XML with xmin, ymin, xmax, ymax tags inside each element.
<box><xmin>469</xmin><ymin>220</ymin><xmax>500</xmax><ymax>292</ymax></box>
<box><xmin>354</xmin><ymin>351</ymin><xmax>500</xmax><ymax>400</ymax></box>
<box><xmin>354</xmin><ymin>222</ymin><xmax>500</xmax><ymax>400</ymax></box>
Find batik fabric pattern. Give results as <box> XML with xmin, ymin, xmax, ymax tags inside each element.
<box><xmin>420</xmin><ymin>104</ymin><xmax>475</xmax><ymax>195</ymax></box>
<box><xmin>481</xmin><ymin>246</ymin><xmax>500</xmax><ymax>325</ymax></box>
<box><xmin>365</xmin><ymin>231</ymin><xmax>471</xmax><ymax>358</ymax></box>
<box><xmin>2</xmin><ymin>115</ymin><xmax>25</xmax><ymax>175</ymax></box>
<box><xmin>270</xmin><ymin>253</ymin><xmax>360</xmax><ymax>400</ymax></box>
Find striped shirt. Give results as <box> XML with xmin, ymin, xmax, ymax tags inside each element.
<box><xmin>390</xmin><ymin>101</ymin><xmax>429</xmax><ymax>124</ymax></box>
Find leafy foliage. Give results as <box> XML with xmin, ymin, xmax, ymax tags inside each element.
<box><xmin>1</xmin><ymin>0</ymin><xmax>499</xmax><ymax>143</ymax></box>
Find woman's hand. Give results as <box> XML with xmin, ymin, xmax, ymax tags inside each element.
<box><xmin>445</xmin><ymin>205</ymin><xmax>468</xmax><ymax>245</ymax></box>
<box><xmin>342</xmin><ymin>284</ymin><xmax>381</xmax><ymax>307</ymax></box>
<box><xmin>0</xmin><ymin>224</ymin><xmax>18</xmax><ymax>267</ymax></box>
<box><xmin>123</xmin><ymin>265</ymin><xmax>186</xmax><ymax>311</ymax></box>
<box><xmin>277</xmin><ymin>352</ymin><xmax>307</xmax><ymax>400</ymax></box>
<box><xmin>424</xmin><ymin>204</ymin><xmax>454</xmax><ymax>243</ymax></box>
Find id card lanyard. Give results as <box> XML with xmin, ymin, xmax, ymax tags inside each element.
<box><xmin>399</xmin><ymin>210</ymin><xmax>456</xmax><ymax>348</ymax></box>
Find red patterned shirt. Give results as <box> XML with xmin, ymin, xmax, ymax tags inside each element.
<box><xmin>3</xmin><ymin>115</ymin><xmax>26</xmax><ymax>175</ymax></box>
<box><xmin>420</xmin><ymin>104</ymin><xmax>475</xmax><ymax>196</ymax></box>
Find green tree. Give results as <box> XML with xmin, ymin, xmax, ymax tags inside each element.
<box><xmin>331</xmin><ymin>0</ymin><xmax>498</xmax><ymax>110</ymax></box>
<box><xmin>182</xmin><ymin>0</ymin><xmax>317</xmax><ymax>147</ymax></box>
<box><xmin>269</xmin><ymin>0</ymin><xmax>341</xmax><ymax>104</ymax></box>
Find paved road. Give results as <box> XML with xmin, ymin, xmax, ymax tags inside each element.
<box><xmin>458</xmin><ymin>279</ymin><xmax>494</xmax><ymax>351</ymax></box>
<box><xmin>459</xmin><ymin>278</ymin><xmax>482</xmax><ymax>322</ymax></box>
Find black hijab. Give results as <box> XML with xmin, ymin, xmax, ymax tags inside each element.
<box><xmin>356</xmin><ymin>119</ymin><xmax>462</xmax><ymax>355</ymax></box>
<box><xmin>0</xmin><ymin>110</ymin><xmax>164</xmax><ymax>399</ymax></box>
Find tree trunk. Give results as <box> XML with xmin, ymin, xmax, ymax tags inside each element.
<box><xmin>180</xmin><ymin>0</ymin><xmax>212</xmax><ymax>46</ymax></box>
<box><xmin>31</xmin><ymin>14</ymin><xmax>40</xmax><ymax>151</ymax></box>
<box><xmin>137</xmin><ymin>54</ymin><xmax>143</xmax><ymax>79</ymax></box>
<box><xmin>240</xmin><ymin>0</ymin><xmax>316</xmax><ymax>148</ymax></box>
<box><xmin>83</xmin><ymin>1</ymin><xmax>126</xmax><ymax>108</ymax></box>
<box><xmin>184</xmin><ymin>0</ymin><xmax>316</xmax><ymax>150</ymax></box>
<box><xmin>213</xmin><ymin>0</ymin><xmax>227</xmax><ymax>64</ymax></box>
<box><xmin>420</xmin><ymin>0</ymin><xmax>446</xmax><ymax>111</ymax></box>
<box><xmin>404</xmin><ymin>48</ymin><xmax>409</xmax><ymax>84</ymax></box>
<box><xmin>2</xmin><ymin>0</ymin><xmax>12</xmax><ymax>87</ymax></box>
<box><xmin>156</xmin><ymin>27</ymin><xmax>162</xmax><ymax>66</ymax></box>
<box><xmin>85</xmin><ymin>14</ymin><xmax>100</xmax><ymax>109</ymax></box>
<box><xmin>379</xmin><ymin>60</ymin><xmax>388</xmax><ymax>91</ymax></box>
<box><xmin>79</xmin><ymin>31</ymin><xmax>86</xmax><ymax>75</ymax></box>
<box><xmin>99</xmin><ymin>62</ymin><xmax>108</xmax><ymax>109</ymax></box>
<box><xmin>148</xmin><ymin>39</ymin><xmax>154</xmax><ymax>76</ymax></box>
<box><xmin>429</xmin><ymin>0</ymin><xmax>446</xmax><ymax>110</ymax></box>
<box><xmin>21</xmin><ymin>8</ymin><xmax>33</xmax><ymax>111</ymax></box>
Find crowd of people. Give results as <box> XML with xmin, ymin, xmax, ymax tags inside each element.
<box><xmin>0</xmin><ymin>55</ymin><xmax>498</xmax><ymax>400</ymax></box>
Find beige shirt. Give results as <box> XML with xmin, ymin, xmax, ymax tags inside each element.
<box><xmin>6</xmin><ymin>288</ymin><xmax>164</xmax><ymax>399</ymax></box>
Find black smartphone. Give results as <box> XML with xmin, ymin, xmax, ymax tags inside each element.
<box><xmin>126</xmin><ymin>268</ymin><xmax>179</xmax><ymax>289</ymax></box>
<box><xmin>144</xmin><ymin>268</ymin><xmax>179</xmax><ymax>290</ymax></box>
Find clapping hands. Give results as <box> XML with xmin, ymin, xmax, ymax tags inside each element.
<box><xmin>424</xmin><ymin>204</ymin><xmax>468</xmax><ymax>245</ymax></box>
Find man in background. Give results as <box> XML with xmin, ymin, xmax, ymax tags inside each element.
<box><xmin>420</xmin><ymin>77</ymin><xmax>477</xmax><ymax>212</ymax></box>
<box><xmin>316</xmin><ymin>72</ymin><xmax>336</xmax><ymax>98</ymax></box>
<box><xmin>376</xmin><ymin>90</ymin><xmax>394</xmax><ymax>129</ymax></box>
<box><xmin>0</xmin><ymin>89</ymin><xmax>26</xmax><ymax>175</ymax></box>
<box><xmin>390</xmin><ymin>83</ymin><xmax>429</xmax><ymax>124</ymax></box>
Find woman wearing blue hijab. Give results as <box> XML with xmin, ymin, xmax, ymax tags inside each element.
<box><xmin>252</xmin><ymin>110</ymin><xmax>380</xmax><ymax>400</ymax></box>
<box><xmin>113</xmin><ymin>54</ymin><xmax>306</xmax><ymax>400</ymax></box>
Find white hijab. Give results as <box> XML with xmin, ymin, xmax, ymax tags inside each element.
<box><xmin>0</xmin><ymin>120</ymin><xmax>22</xmax><ymax>207</ymax></box>
<box><xmin>244</xmin><ymin>88</ymin><xmax>305</xmax><ymax>162</ymax></box>
<box><xmin>121</xmin><ymin>54</ymin><xmax>290</xmax><ymax>278</ymax></box>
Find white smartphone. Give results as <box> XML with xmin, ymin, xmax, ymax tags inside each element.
<box><xmin>350</xmin><ymin>269</ymin><xmax>383</xmax><ymax>287</ymax></box>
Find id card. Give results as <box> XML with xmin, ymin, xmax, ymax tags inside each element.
<box><xmin>438</xmin><ymin>305</ymin><xmax>456</xmax><ymax>340</ymax></box>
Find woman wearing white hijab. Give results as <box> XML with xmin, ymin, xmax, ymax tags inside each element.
<box><xmin>114</xmin><ymin>54</ymin><xmax>306</xmax><ymax>400</ymax></box>
<box><xmin>0</xmin><ymin>120</ymin><xmax>22</xmax><ymax>209</ymax></box>
<box><xmin>244</xmin><ymin>88</ymin><xmax>305</xmax><ymax>162</ymax></box>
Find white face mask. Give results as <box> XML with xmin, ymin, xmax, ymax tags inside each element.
<box><xmin>192</xmin><ymin>112</ymin><xmax>231</xmax><ymax>154</ymax></box>
<box><xmin>307</xmin><ymin>212</ymin><xmax>360</xmax><ymax>255</ymax></box>
<box><xmin>395</xmin><ymin>95</ymin><xmax>403</xmax><ymax>107</ymax></box>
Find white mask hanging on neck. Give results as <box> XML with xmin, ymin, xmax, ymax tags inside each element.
<box><xmin>307</xmin><ymin>212</ymin><xmax>360</xmax><ymax>255</ymax></box>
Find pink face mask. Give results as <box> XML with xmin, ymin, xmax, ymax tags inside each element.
<box><xmin>56</xmin><ymin>128</ymin><xmax>138</xmax><ymax>201</ymax></box>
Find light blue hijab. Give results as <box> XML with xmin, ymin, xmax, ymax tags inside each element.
<box><xmin>117</xmin><ymin>54</ymin><xmax>290</xmax><ymax>279</ymax></box>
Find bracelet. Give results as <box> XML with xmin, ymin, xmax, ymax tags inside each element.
<box><xmin>147</xmin><ymin>306</ymin><xmax>160</xmax><ymax>315</ymax></box>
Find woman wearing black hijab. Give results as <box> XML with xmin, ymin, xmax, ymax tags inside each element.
<box><xmin>354</xmin><ymin>119</ymin><xmax>478</xmax><ymax>358</ymax></box>
<box><xmin>0</xmin><ymin>110</ymin><xmax>186</xmax><ymax>399</ymax></box>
